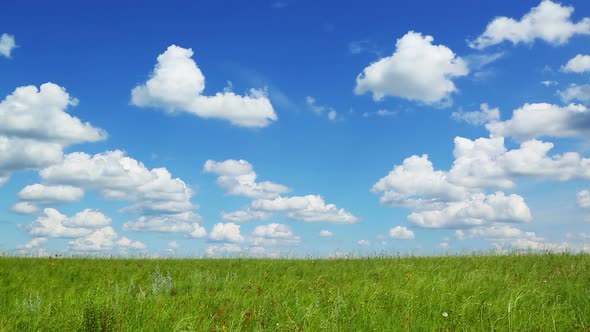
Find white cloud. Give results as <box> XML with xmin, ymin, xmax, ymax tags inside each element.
<box><xmin>470</xmin><ymin>0</ymin><xmax>590</xmax><ymax>49</ymax></box>
<box><xmin>131</xmin><ymin>45</ymin><xmax>276</xmax><ymax>128</ymax></box>
<box><xmin>18</xmin><ymin>184</ymin><xmax>84</xmax><ymax>204</ymax></box>
<box><xmin>456</xmin><ymin>225</ymin><xmax>567</xmax><ymax>252</ymax></box>
<box><xmin>0</xmin><ymin>33</ymin><xmax>16</xmax><ymax>58</ymax></box>
<box><xmin>319</xmin><ymin>230</ymin><xmax>333</xmax><ymax>237</ymax></box>
<box><xmin>168</xmin><ymin>241</ymin><xmax>180</xmax><ymax>249</ymax></box>
<box><xmin>62</xmin><ymin>209</ymin><xmax>112</xmax><ymax>228</ymax></box>
<box><xmin>210</xmin><ymin>222</ymin><xmax>244</xmax><ymax>243</ymax></box>
<box><xmin>251</xmin><ymin>195</ymin><xmax>359</xmax><ymax>223</ymax></box>
<box><xmin>452</xmin><ymin>104</ymin><xmax>500</xmax><ymax>126</ymax></box>
<box><xmin>439</xmin><ymin>242</ymin><xmax>449</xmax><ymax>249</ymax></box>
<box><xmin>558</xmin><ymin>84</ymin><xmax>590</xmax><ymax>105</ymax></box>
<box><xmin>205</xmin><ymin>243</ymin><xmax>243</xmax><ymax>257</ymax></box>
<box><xmin>204</xmin><ymin>159</ymin><xmax>289</xmax><ymax>199</ymax></box>
<box><xmin>207</xmin><ymin>159</ymin><xmax>358</xmax><ymax>224</ymax></box>
<box><xmin>28</xmin><ymin>208</ymin><xmax>97</xmax><ymax>238</ymax></box>
<box><xmin>355</xmin><ymin>31</ymin><xmax>468</xmax><ymax>105</ymax></box>
<box><xmin>389</xmin><ymin>226</ymin><xmax>415</xmax><ymax>239</ymax></box>
<box><xmin>69</xmin><ymin>226</ymin><xmax>146</xmax><ymax>252</ymax></box>
<box><xmin>541</xmin><ymin>80</ymin><xmax>557</xmax><ymax>86</ymax></box>
<box><xmin>0</xmin><ymin>83</ymin><xmax>106</xmax><ymax>185</ymax></box>
<box><xmin>20</xmin><ymin>237</ymin><xmax>47</xmax><ymax>249</ymax></box>
<box><xmin>123</xmin><ymin>212</ymin><xmax>206</xmax><ymax>238</ymax></box>
<box><xmin>357</xmin><ymin>240</ymin><xmax>370</xmax><ymax>246</ymax></box>
<box><xmin>448</xmin><ymin>136</ymin><xmax>514</xmax><ymax>189</ymax></box>
<box><xmin>306</xmin><ymin>96</ymin><xmax>338</xmax><ymax>121</ymax></box>
<box><xmin>251</xmin><ymin>223</ymin><xmax>301</xmax><ymax>246</ymax></box>
<box><xmin>40</xmin><ymin>150</ymin><xmax>196</xmax><ymax>215</ymax></box>
<box><xmin>562</xmin><ymin>54</ymin><xmax>590</xmax><ymax>73</ymax></box>
<box><xmin>372</xmin><ymin>154</ymin><xmax>468</xmax><ymax>207</ymax></box>
<box><xmin>408</xmin><ymin>192</ymin><xmax>532</xmax><ymax>228</ymax></box>
<box><xmin>221</xmin><ymin>209</ymin><xmax>272</xmax><ymax>222</ymax></box>
<box><xmin>577</xmin><ymin>190</ymin><xmax>590</xmax><ymax>208</ymax></box>
<box><xmin>487</xmin><ymin>103</ymin><xmax>590</xmax><ymax>140</ymax></box>
<box><xmin>11</xmin><ymin>202</ymin><xmax>39</xmax><ymax>215</ymax></box>
<box><xmin>0</xmin><ymin>83</ymin><xmax>106</xmax><ymax>145</ymax></box>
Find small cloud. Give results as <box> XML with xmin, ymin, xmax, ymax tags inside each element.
<box><xmin>0</xmin><ymin>33</ymin><xmax>16</xmax><ymax>58</ymax></box>
<box><xmin>357</xmin><ymin>239</ymin><xmax>370</xmax><ymax>246</ymax></box>
<box><xmin>541</xmin><ymin>80</ymin><xmax>557</xmax><ymax>87</ymax></box>
<box><xmin>271</xmin><ymin>1</ymin><xmax>288</xmax><ymax>9</ymax></box>
<box><xmin>319</xmin><ymin>230</ymin><xmax>333</xmax><ymax>237</ymax></box>
<box><xmin>306</xmin><ymin>96</ymin><xmax>338</xmax><ymax>121</ymax></box>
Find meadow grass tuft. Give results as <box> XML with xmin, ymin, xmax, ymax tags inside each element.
<box><xmin>0</xmin><ymin>253</ymin><xmax>588</xmax><ymax>331</ymax></box>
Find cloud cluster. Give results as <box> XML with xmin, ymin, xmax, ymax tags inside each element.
<box><xmin>24</xmin><ymin>208</ymin><xmax>145</xmax><ymax>253</ymax></box>
<box><xmin>207</xmin><ymin>159</ymin><xmax>358</xmax><ymax>224</ymax></box>
<box><xmin>131</xmin><ymin>45</ymin><xmax>277</xmax><ymax>127</ymax></box>
<box><xmin>306</xmin><ymin>96</ymin><xmax>337</xmax><ymax>121</ymax></box>
<box><xmin>470</xmin><ymin>0</ymin><xmax>590</xmax><ymax>49</ymax></box>
<box><xmin>0</xmin><ymin>83</ymin><xmax>107</xmax><ymax>185</ymax></box>
<box><xmin>205</xmin><ymin>222</ymin><xmax>300</xmax><ymax>257</ymax></box>
<box><xmin>355</xmin><ymin>31</ymin><xmax>468</xmax><ymax>105</ymax></box>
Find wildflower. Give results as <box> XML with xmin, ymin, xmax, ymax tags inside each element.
<box><xmin>442</xmin><ymin>312</ymin><xmax>449</xmax><ymax>318</ymax></box>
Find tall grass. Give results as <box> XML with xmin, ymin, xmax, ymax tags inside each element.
<box><xmin>0</xmin><ymin>253</ymin><xmax>588</xmax><ymax>331</ymax></box>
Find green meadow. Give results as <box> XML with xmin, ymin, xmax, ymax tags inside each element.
<box><xmin>1</xmin><ymin>253</ymin><xmax>589</xmax><ymax>331</ymax></box>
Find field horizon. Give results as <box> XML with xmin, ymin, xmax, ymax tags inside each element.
<box><xmin>2</xmin><ymin>253</ymin><xmax>588</xmax><ymax>331</ymax></box>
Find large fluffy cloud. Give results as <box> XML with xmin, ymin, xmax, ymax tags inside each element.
<box><xmin>355</xmin><ymin>31</ymin><xmax>468</xmax><ymax>105</ymax></box>
<box><xmin>408</xmin><ymin>192</ymin><xmax>531</xmax><ymax>228</ymax></box>
<box><xmin>39</xmin><ymin>150</ymin><xmax>196</xmax><ymax>215</ymax></box>
<box><xmin>251</xmin><ymin>223</ymin><xmax>301</xmax><ymax>246</ymax></box>
<box><xmin>251</xmin><ymin>195</ymin><xmax>359</xmax><ymax>224</ymax></box>
<box><xmin>470</xmin><ymin>0</ymin><xmax>590</xmax><ymax>49</ymax></box>
<box><xmin>0</xmin><ymin>33</ymin><xmax>16</xmax><ymax>58</ymax></box>
<box><xmin>209</xmin><ymin>222</ymin><xmax>244</xmax><ymax>243</ymax></box>
<box><xmin>69</xmin><ymin>226</ymin><xmax>146</xmax><ymax>252</ymax></box>
<box><xmin>131</xmin><ymin>45</ymin><xmax>277</xmax><ymax>127</ymax></box>
<box><xmin>0</xmin><ymin>83</ymin><xmax>106</xmax><ymax>185</ymax></box>
<box><xmin>486</xmin><ymin>103</ymin><xmax>590</xmax><ymax>141</ymax></box>
<box><xmin>28</xmin><ymin>208</ymin><xmax>109</xmax><ymax>238</ymax></box>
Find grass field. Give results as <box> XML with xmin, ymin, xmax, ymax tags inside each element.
<box><xmin>0</xmin><ymin>253</ymin><xmax>589</xmax><ymax>331</ymax></box>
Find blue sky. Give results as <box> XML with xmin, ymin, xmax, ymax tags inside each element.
<box><xmin>2</xmin><ymin>0</ymin><xmax>590</xmax><ymax>257</ymax></box>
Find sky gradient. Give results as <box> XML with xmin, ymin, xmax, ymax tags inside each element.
<box><xmin>2</xmin><ymin>0</ymin><xmax>590</xmax><ymax>257</ymax></box>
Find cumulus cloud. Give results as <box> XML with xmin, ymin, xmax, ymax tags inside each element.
<box><xmin>451</xmin><ymin>104</ymin><xmax>500</xmax><ymax>126</ymax></box>
<box><xmin>131</xmin><ymin>45</ymin><xmax>277</xmax><ymax>127</ymax></box>
<box><xmin>562</xmin><ymin>54</ymin><xmax>590</xmax><ymax>73</ymax></box>
<box><xmin>470</xmin><ymin>0</ymin><xmax>590</xmax><ymax>49</ymax></box>
<box><xmin>486</xmin><ymin>103</ymin><xmax>590</xmax><ymax>140</ymax></box>
<box><xmin>355</xmin><ymin>31</ymin><xmax>468</xmax><ymax>105</ymax></box>
<box><xmin>456</xmin><ymin>225</ymin><xmax>567</xmax><ymax>251</ymax></box>
<box><xmin>408</xmin><ymin>192</ymin><xmax>531</xmax><ymax>228</ymax></box>
<box><xmin>69</xmin><ymin>226</ymin><xmax>146</xmax><ymax>252</ymax></box>
<box><xmin>18</xmin><ymin>184</ymin><xmax>84</xmax><ymax>204</ymax></box>
<box><xmin>11</xmin><ymin>202</ymin><xmax>39</xmax><ymax>215</ymax></box>
<box><xmin>206</xmin><ymin>159</ymin><xmax>358</xmax><ymax>224</ymax></box>
<box><xmin>204</xmin><ymin>159</ymin><xmax>289</xmax><ymax>199</ymax></box>
<box><xmin>28</xmin><ymin>208</ymin><xmax>106</xmax><ymax>238</ymax></box>
<box><xmin>0</xmin><ymin>33</ymin><xmax>16</xmax><ymax>58</ymax></box>
<box><xmin>205</xmin><ymin>243</ymin><xmax>243</xmax><ymax>257</ymax></box>
<box><xmin>372</xmin><ymin>154</ymin><xmax>468</xmax><ymax>207</ymax></box>
<box><xmin>210</xmin><ymin>222</ymin><xmax>244</xmax><ymax>243</ymax></box>
<box><xmin>251</xmin><ymin>223</ymin><xmax>301</xmax><ymax>246</ymax></box>
<box><xmin>20</xmin><ymin>237</ymin><xmax>47</xmax><ymax>249</ymax></box>
<box><xmin>319</xmin><ymin>230</ymin><xmax>333</xmax><ymax>237</ymax></box>
<box><xmin>0</xmin><ymin>83</ymin><xmax>106</xmax><ymax>185</ymax></box>
<box><xmin>251</xmin><ymin>195</ymin><xmax>359</xmax><ymax>223</ymax></box>
<box><xmin>389</xmin><ymin>226</ymin><xmax>415</xmax><ymax>239</ymax></box>
<box><xmin>40</xmin><ymin>150</ymin><xmax>196</xmax><ymax>215</ymax></box>
<box><xmin>558</xmin><ymin>85</ymin><xmax>590</xmax><ymax>105</ymax></box>
<box><xmin>123</xmin><ymin>212</ymin><xmax>206</xmax><ymax>238</ymax></box>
